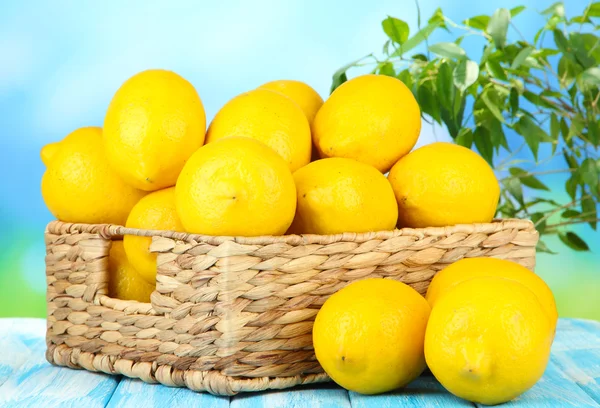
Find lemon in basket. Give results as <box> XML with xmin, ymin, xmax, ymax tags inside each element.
<box><xmin>313</xmin><ymin>278</ymin><xmax>431</xmax><ymax>394</ymax></box>
<box><xmin>425</xmin><ymin>277</ymin><xmax>554</xmax><ymax>405</ymax></box>
<box><xmin>312</xmin><ymin>74</ymin><xmax>421</xmax><ymax>172</ymax></box>
<box><xmin>258</xmin><ymin>80</ymin><xmax>324</xmax><ymax>124</ymax></box>
<box><xmin>103</xmin><ymin>69</ymin><xmax>206</xmax><ymax>191</ymax></box>
<box><xmin>108</xmin><ymin>240</ymin><xmax>154</xmax><ymax>302</ymax></box>
<box><xmin>41</xmin><ymin>127</ymin><xmax>147</xmax><ymax>225</ymax></box>
<box><xmin>426</xmin><ymin>257</ymin><xmax>558</xmax><ymax>331</ymax></box>
<box><xmin>176</xmin><ymin>137</ymin><xmax>296</xmax><ymax>236</ymax></box>
<box><xmin>288</xmin><ymin>158</ymin><xmax>397</xmax><ymax>235</ymax></box>
<box><xmin>124</xmin><ymin>187</ymin><xmax>184</xmax><ymax>284</ymax></box>
<box><xmin>388</xmin><ymin>142</ymin><xmax>500</xmax><ymax>228</ymax></box>
<box><xmin>205</xmin><ymin>88</ymin><xmax>311</xmax><ymax>172</ymax></box>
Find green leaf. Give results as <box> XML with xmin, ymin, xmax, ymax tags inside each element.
<box><xmin>565</xmin><ymin>175</ymin><xmax>579</xmax><ymax>200</ymax></box>
<box><xmin>558</xmin><ymin>56</ymin><xmax>583</xmax><ymax>88</ymax></box>
<box><xmin>474</xmin><ymin>126</ymin><xmax>494</xmax><ymax>166</ymax></box>
<box><xmin>570</xmin><ymin>33</ymin><xmax>597</xmax><ymax>68</ymax></box>
<box><xmin>391</xmin><ymin>21</ymin><xmax>440</xmax><ymax>57</ymax></box>
<box><xmin>331</xmin><ymin>56</ymin><xmax>370</xmax><ymax>93</ymax></box>
<box><xmin>509</xmin><ymin>167</ymin><xmax>550</xmax><ymax>191</ymax></box>
<box><xmin>510</xmin><ymin>6</ymin><xmax>526</xmax><ymax>17</ymax></box>
<box><xmin>463</xmin><ymin>15</ymin><xmax>490</xmax><ymax>30</ymax></box>
<box><xmin>550</xmin><ymin>113</ymin><xmax>559</xmax><ymax>154</ymax></box>
<box><xmin>455</xmin><ymin>128</ymin><xmax>473</xmax><ymax>148</ymax></box>
<box><xmin>536</xmin><ymin>240</ymin><xmax>556</xmax><ymax>254</ymax></box>
<box><xmin>563</xmin><ymin>151</ymin><xmax>578</xmax><ymax>170</ymax></box>
<box><xmin>580</xmin><ymin>158</ymin><xmax>599</xmax><ymax>194</ymax></box>
<box><xmin>542</xmin><ymin>2</ymin><xmax>565</xmax><ymax>17</ymax></box>
<box><xmin>562</xmin><ymin>210</ymin><xmax>581</xmax><ymax>218</ymax></box>
<box><xmin>509</xmin><ymin>88</ymin><xmax>519</xmax><ymax>117</ymax></box>
<box><xmin>481</xmin><ymin>90</ymin><xmax>506</xmax><ymax>123</ymax></box>
<box><xmin>436</xmin><ymin>62</ymin><xmax>454</xmax><ymax>109</ymax></box>
<box><xmin>585</xmin><ymin>2</ymin><xmax>600</xmax><ymax>17</ymax></box>
<box><xmin>560</xmin><ymin>118</ymin><xmax>570</xmax><ymax>144</ymax></box>
<box><xmin>429</xmin><ymin>42</ymin><xmax>467</xmax><ymax>60</ymax></box>
<box><xmin>581</xmin><ymin>195</ymin><xmax>597</xmax><ymax>230</ymax></box>
<box><xmin>516</xmin><ymin>116</ymin><xmax>550</xmax><ymax>160</ymax></box>
<box><xmin>531</xmin><ymin>212</ymin><xmax>546</xmax><ymax>234</ymax></box>
<box><xmin>486</xmin><ymin>60</ymin><xmax>507</xmax><ymax>80</ymax></box>
<box><xmin>553</xmin><ymin>29</ymin><xmax>569</xmax><ymax>53</ymax></box>
<box><xmin>382</xmin><ymin>16</ymin><xmax>409</xmax><ymax>45</ymax></box>
<box><xmin>559</xmin><ymin>232</ymin><xmax>590</xmax><ymax>251</ymax></box>
<box><xmin>382</xmin><ymin>40</ymin><xmax>391</xmax><ymax>55</ymax></box>
<box><xmin>412</xmin><ymin>53</ymin><xmax>428</xmax><ymax>61</ymax></box>
<box><xmin>504</xmin><ymin>177</ymin><xmax>524</xmax><ymax>205</ymax></box>
<box><xmin>453</xmin><ymin>60</ymin><xmax>479</xmax><ymax>91</ymax></box>
<box><xmin>418</xmin><ymin>85</ymin><xmax>441</xmax><ymax>123</ymax></box>
<box><xmin>379</xmin><ymin>62</ymin><xmax>396</xmax><ymax>77</ymax></box>
<box><xmin>577</xmin><ymin>67</ymin><xmax>600</xmax><ymax>91</ymax></box>
<box><xmin>487</xmin><ymin>8</ymin><xmax>511</xmax><ymax>49</ymax></box>
<box><xmin>510</xmin><ymin>46</ymin><xmax>534</xmax><ymax>70</ymax></box>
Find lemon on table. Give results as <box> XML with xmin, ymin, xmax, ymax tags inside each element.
<box><xmin>425</xmin><ymin>277</ymin><xmax>554</xmax><ymax>405</ymax></box>
<box><xmin>124</xmin><ymin>187</ymin><xmax>184</xmax><ymax>284</ymax></box>
<box><xmin>41</xmin><ymin>127</ymin><xmax>147</xmax><ymax>225</ymax></box>
<box><xmin>312</xmin><ymin>74</ymin><xmax>421</xmax><ymax>172</ymax></box>
<box><xmin>426</xmin><ymin>257</ymin><xmax>558</xmax><ymax>331</ymax></box>
<box><xmin>313</xmin><ymin>278</ymin><xmax>431</xmax><ymax>394</ymax></box>
<box><xmin>206</xmin><ymin>88</ymin><xmax>311</xmax><ymax>172</ymax></box>
<box><xmin>388</xmin><ymin>142</ymin><xmax>500</xmax><ymax>228</ymax></box>
<box><xmin>108</xmin><ymin>241</ymin><xmax>154</xmax><ymax>303</ymax></box>
<box><xmin>289</xmin><ymin>158</ymin><xmax>397</xmax><ymax>235</ymax></box>
<box><xmin>176</xmin><ymin>137</ymin><xmax>296</xmax><ymax>236</ymax></box>
<box><xmin>103</xmin><ymin>69</ymin><xmax>206</xmax><ymax>191</ymax></box>
<box><xmin>258</xmin><ymin>79</ymin><xmax>324</xmax><ymax>124</ymax></box>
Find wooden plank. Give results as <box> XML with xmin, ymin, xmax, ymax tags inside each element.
<box><xmin>0</xmin><ymin>348</ymin><xmax>120</xmax><ymax>408</ymax></box>
<box><xmin>230</xmin><ymin>383</ymin><xmax>350</xmax><ymax>408</ymax></box>
<box><xmin>106</xmin><ymin>378</ymin><xmax>230</xmax><ymax>408</ymax></box>
<box><xmin>0</xmin><ymin>318</ymin><xmax>46</xmax><ymax>386</ymax></box>
<box><xmin>349</xmin><ymin>375</ymin><xmax>474</xmax><ymax>408</ymax></box>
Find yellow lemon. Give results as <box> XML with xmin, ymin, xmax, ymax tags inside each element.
<box><xmin>103</xmin><ymin>69</ymin><xmax>206</xmax><ymax>191</ymax></box>
<box><xmin>124</xmin><ymin>187</ymin><xmax>184</xmax><ymax>284</ymax></box>
<box><xmin>312</xmin><ymin>74</ymin><xmax>421</xmax><ymax>173</ymax></box>
<box><xmin>289</xmin><ymin>158</ymin><xmax>397</xmax><ymax>235</ymax></box>
<box><xmin>388</xmin><ymin>142</ymin><xmax>500</xmax><ymax>228</ymax></box>
<box><xmin>176</xmin><ymin>137</ymin><xmax>296</xmax><ymax>236</ymax></box>
<box><xmin>313</xmin><ymin>278</ymin><xmax>431</xmax><ymax>394</ymax></box>
<box><xmin>108</xmin><ymin>241</ymin><xmax>155</xmax><ymax>303</ymax></box>
<box><xmin>426</xmin><ymin>258</ymin><xmax>558</xmax><ymax>331</ymax></box>
<box><xmin>258</xmin><ymin>79</ymin><xmax>324</xmax><ymax>124</ymax></box>
<box><xmin>205</xmin><ymin>89</ymin><xmax>311</xmax><ymax>172</ymax></box>
<box><xmin>41</xmin><ymin>127</ymin><xmax>146</xmax><ymax>225</ymax></box>
<box><xmin>425</xmin><ymin>277</ymin><xmax>553</xmax><ymax>405</ymax></box>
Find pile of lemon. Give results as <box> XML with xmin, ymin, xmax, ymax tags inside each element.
<box><xmin>41</xmin><ymin>69</ymin><xmax>555</xmax><ymax>404</ymax></box>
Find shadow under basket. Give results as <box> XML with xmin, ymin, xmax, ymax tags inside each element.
<box><xmin>45</xmin><ymin>218</ymin><xmax>539</xmax><ymax>395</ymax></box>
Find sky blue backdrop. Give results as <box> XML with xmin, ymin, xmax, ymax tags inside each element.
<box><xmin>0</xmin><ymin>0</ymin><xmax>597</xmax><ymax>318</ymax></box>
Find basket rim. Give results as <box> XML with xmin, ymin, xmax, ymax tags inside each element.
<box><xmin>45</xmin><ymin>218</ymin><xmax>536</xmax><ymax>246</ymax></box>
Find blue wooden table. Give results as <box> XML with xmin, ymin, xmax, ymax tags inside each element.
<box><xmin>0</xmin><ymin>318</ymin><xmax>599</xmax><ymax>407</ymax></box>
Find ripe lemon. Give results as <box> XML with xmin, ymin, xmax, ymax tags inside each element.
<box><xmin>108</xmin><ymin>240</ymin><xmax>154</xmax><ymax>302</ymax></box>
<box><xmin>123</xmin><ymin>187</ymin><xmax>184</xmax><ymax>284</ymax></box>
<box><xmin>258</xmin><ymin>80</ymin><xmax>324</xmax><ymax>124</ymax></box>
<box><xmin>205</xmin><ymin>89</ymin><xmax>311</xmax><ymax>172</ymax></box>
<box><xmin>41</xmin><ymin>127</ymin><xmax>146</xmax><ymax>225</ymax></box>
<box><xmin>426</xmin><ymin>258</ymin><xmax>558</xmax><ymax>331</ymax></box>
<box><xmin>388</xmin><ymin>142</ymin><xmax>500</xmax><ymax>228</ymax></box>
<box><xmin>313</xmin><ymin>278</ymin><xmax>431</xmax><ymax>394</ymax></box>
<box><xmin>312</xmin><ymin>74</ymin><xmax>421</xmax><ymax>173</ymax></box>
<box><xmin>425</xmin><ymin>277</ymin><xmax>553</xmax><ymax>405</ymax></box>
<box><xmin>289</xmin><ymin>158</ymin><xmax>397</xmax><ymax>235</ymax></box>
<box><xmin>176</xmin><ymin>137</ymin><xmax>296</xmax><ymax>236</ymax></box>
<box><xmin>103</xmin><ymin>69</ymin><xmax>206</xmax><ymax>191</ymax></box>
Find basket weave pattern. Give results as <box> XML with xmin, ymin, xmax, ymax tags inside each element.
<box><xmin>45</xmin><ymin>219</ymin><xmax>538</xmax><ymax>395</ymax></box>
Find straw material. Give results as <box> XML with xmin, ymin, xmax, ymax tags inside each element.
<box><xmin>45</xmin><ymin>219</ymin><xmax>538</xmax><ymax>395</ymax></box>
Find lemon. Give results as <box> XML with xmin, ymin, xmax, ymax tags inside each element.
<box><xmin>108</xmin><ymin>241</ymin><xmax>154</xmax><ymax>302</ymax></box>
<box><xmin>313</xmin><ymin>278</ymin><xmax>431</xmax><ymax>394</ymax></box>
<box><xmin>124</xmin><ymin>187</ymin><xmax>184</xmax><ymax>284</ymax></box>
<box><xmin>41</xmin><ymin>127</ymin><xmax>147</xmax><ymax>225</ymax></box>
<box><xmin>103</xmin><ymin>69</ymin><xmax>206</xmax><ymax>191</ymax></box>
<box><xmin>176</xmin><ymin>137</ymin><xmax>296</xmax><ymax>236</ymax></box>
<box><xmin>258</xmin><ymin>80</ymin><xmax>324</xmax><ymax>124</ymax></box>
<box><xmin>312</xmin><ymin>74</ymin><xmax>421</xmax><ymax>173</ymax></box>
<box><xmin>425</xmin><ymin>277</ymin><xmax>553</xmax><ymax>405</ymax></box>
<box><xmin>289</xmin><ymin>158</ymin><xmax>397</xmax><ymax>235</ymax></box>
<box><xmin>426</xmin><ymin>258</ymin><xmax>558</xmax><ymax>331</ymax></box>
<box><xmin>388</xmin><ymin>142</ymin><xmax>500</xmax><ymax>228</ymax></box>
<box><xmin>206</xmin><ymin>89</ymin><xmax>311</xmax><ymax>172</ymax></box>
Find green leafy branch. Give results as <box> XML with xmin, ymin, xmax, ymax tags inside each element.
<box><xmin>331</xmin><ymin>1</ymin><xmax>600</xmax><ymax>253</ymax></box>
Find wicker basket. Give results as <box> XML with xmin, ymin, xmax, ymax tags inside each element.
<box><xmin>45</xmin><ymin>218</ymin><xmax>538</xmax><ymax>395</ymax></box>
